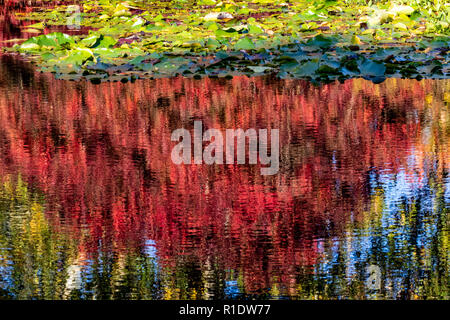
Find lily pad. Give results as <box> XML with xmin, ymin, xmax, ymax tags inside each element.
<box><xmin>234</xmin><ymin>37</ymin><xmax>256</xmax><ymax>51</ymax></box>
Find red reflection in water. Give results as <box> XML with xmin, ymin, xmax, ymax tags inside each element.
<box><xmin>0</xmin><ymin>3</ymin><xmax>92</xmax><ymax>47</ymax></box>
<box><xmin>0</xmin><ymin>55</ymin><xmax>448</xmax><ymax>295</ymax></box>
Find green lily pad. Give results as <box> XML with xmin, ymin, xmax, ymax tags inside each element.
<box><xmin>81</xmin><ymin>34</ymin><xmax>117</xmax><ymax>48</ymax></box>
<box><xmin>20</xmin><ymin>32</ymin><xmax>75</xmax><ymax>49</ymax></box>
<box><xmin>358</xmin><ymin>59</ymin><xmax>386</xmax><ymax>77</ymax></box>
<box><xmin>292</xmin><ymin>60</ymin><xmax>319</xmax><ymax>77</ymax></box>
<box><xmin>234</xmin><ymin>37</ymin><xmax>256</xmax><ymax>51</ymax></box>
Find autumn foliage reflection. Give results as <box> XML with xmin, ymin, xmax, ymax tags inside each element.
<box><xmin>0</xmin><ymin>55</ymin><xmax>448</xmax><ymax>298</ymax></box>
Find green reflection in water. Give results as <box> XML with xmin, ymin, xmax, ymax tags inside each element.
<box><xmin>0</xmin><ymin>175</ymin><xmax>76</xmax><ymax>299</ymax></box>
<box><xmin>0</xmin><ymin>173</ymin><xmax>448</xmax><ymax>299</ymax></box>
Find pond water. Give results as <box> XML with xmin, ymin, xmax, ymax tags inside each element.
<box><xmin>0</xmin><ymin>7</ymin><xmax>449</xmax><ymax>300</ymax></box>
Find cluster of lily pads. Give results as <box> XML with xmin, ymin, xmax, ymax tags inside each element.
<box><xmin>6</xmin><ymin>0</ymin><xmax>450</xmax><ymax>83</ymax></box>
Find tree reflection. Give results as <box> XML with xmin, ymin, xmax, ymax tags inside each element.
<box><xmin>0</xmin><ymin>56</ymin><xmax>448</xmax><ymax>299</ymax></box>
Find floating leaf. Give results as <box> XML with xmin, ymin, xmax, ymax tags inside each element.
<box><xmin>358</xmin><ymin>59</ymin><xmax>386</xmax><ymax>77</ymax></box>
<box><xmin>247</xmin><ymin>66</ymin><xmax>271</xmax><ymax>73</ymax></box>
<box><xmin>22</xmin><ymin>28</ymin><xmax>42</xmax><ymax>34</ymax></box>
<box><xmin>394</xmin><ymin>23</ymin><xmax>408</xmax><ymax>31</ymax></box>
<box><xmin>234</xmin><ymin>37</ymin><xmax>255</xmax><ymax>51</ymax></box>
<box><xmin>351</xmin><ymin>35</ymin><xmax>362</xmax><ymax>45</ymax></box>
<box><xmin>389</xmin><ymin>5</ymin><xmax>415</xmax><ymax>16</ymax></box>
<box><xmin>25</xmin><ymin>22</ymin><xmax>45</xmax><ymax>30</ymax></box>
<box><xmin>20</xmin><ymin>32</ymin><xmax>75</xmax><ymax>49</ymax></box>
<box><xmin>306</xmin><ymin>34</ymin><xmax>336</xmax><ymax>49</ymax></box>
<box><xmin>292</xmin><ymin>60</ymin><xmax>319</xmax><ymax>77</ymax></box>
<box><xmin>248</xmin><ymin>24</ymin><xmax>264</xmax><ymax>35</ymax></box>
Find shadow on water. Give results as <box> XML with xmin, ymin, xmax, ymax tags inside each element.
<box><xmin>0</xmin><ymin>39</ymin><xmax>449</xmax><ymax>299</ymax></box>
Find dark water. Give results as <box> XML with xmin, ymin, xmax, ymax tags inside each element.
<box><xmin>0</xmin><ymin>7</ymin><xmax>449</xmax><ymax>300</ymax></box>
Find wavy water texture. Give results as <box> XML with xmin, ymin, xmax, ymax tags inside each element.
<box><xmin>0</xmin><ymin>55</ymin><xmax>448</xmax><ymax>299</ymax></box>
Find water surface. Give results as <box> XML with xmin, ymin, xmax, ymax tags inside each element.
<box><xmin>0</xmin><ymin>37</ymin><xmax>449</xmax><ymax>299</ymax></box>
